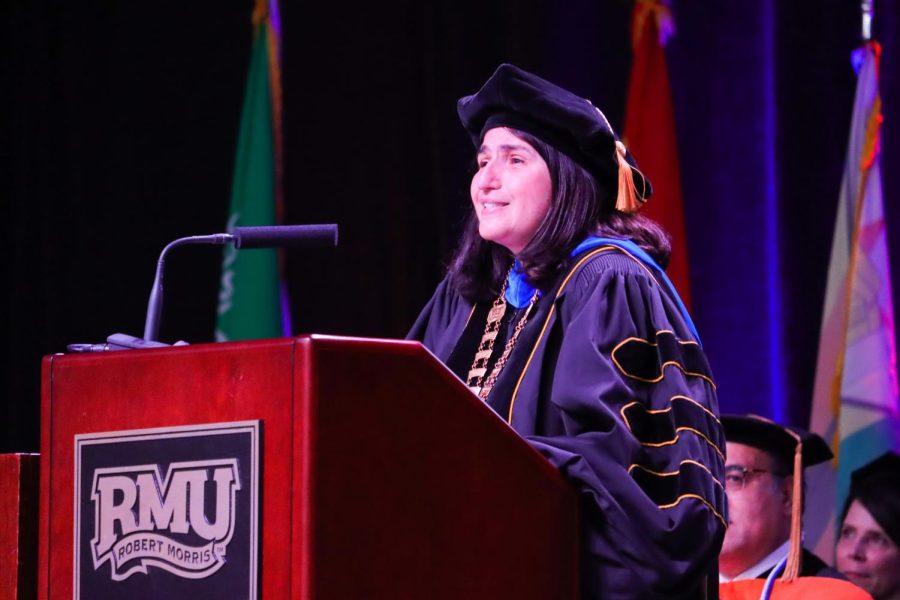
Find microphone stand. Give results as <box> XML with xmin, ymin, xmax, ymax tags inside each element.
<box><xmin>66</xmin><ymin>224</ymin><xmax>337</xmax><ymax>353</ymax></box>
<box><xmin>143</xmin><ymin>234</ymin><xmax>234</xmax><ymax>342</ymax></box>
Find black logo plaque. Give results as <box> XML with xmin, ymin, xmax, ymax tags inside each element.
<box><xmin>74</xmin><ymin>421</ymin><xmax>260</xmax><ymax>600</ymax></box>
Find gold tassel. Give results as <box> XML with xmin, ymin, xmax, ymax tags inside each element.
<box><xmin>781</xmin><ymin>433</ymin><xmax>804</xmax><ymax>582</ymax></box>
<box><xmin>615</xmin><ymin>141</ymin><xmax>646</xmax><ymax>214</ymax></box>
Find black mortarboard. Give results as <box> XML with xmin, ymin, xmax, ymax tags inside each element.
<box><xmin>722</xmin><ymin>414</ymin><xmax>834</xmax><ymax>471</ymax></box>
<box><xmin>721</xmin><ymin>414</ymin><xmax>834</xmax><ymax>582</ymax></box>
<box><xmin>848</xmin><ymin>452</ymin><xmax>900</xmax><ymax>546</ymax></box>
<box><xmin>457</xmin><ymin>63</ymin><xmax>652</xmax><ymax>213</ymax></box>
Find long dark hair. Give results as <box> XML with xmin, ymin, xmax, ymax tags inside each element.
<box><xmin>840</xmin><ymin>455</ymin><xmax>900</xmax><ymax>546</ymax></box>
<box><xmin>448</xmin><ymin>128</ymin><xmax>671</xmax><ymax>302</ymax></box>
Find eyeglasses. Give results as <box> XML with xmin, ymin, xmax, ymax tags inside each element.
<box><xmin>723</xmin><ymin>465</ymin><xmax>784</xmax><ymax>491</ymax></box>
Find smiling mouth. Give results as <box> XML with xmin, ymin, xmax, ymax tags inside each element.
<box><xmin>480</xmin><ymin>201</ymin><xmax>509</xmax><ymax>214</ymax></box>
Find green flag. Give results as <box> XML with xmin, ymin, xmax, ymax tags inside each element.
<box><xmin>216</xmin><ymin>13</ymin><xmax>286</xmax><ymax>342</ymax></box>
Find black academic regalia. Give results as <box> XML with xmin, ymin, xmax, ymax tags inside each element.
<box><xmin>407</xmin><ymin>245</ymin><xmax>727</xmax><ymax>599</ymax></box>
<box><xmin>757</xmin><ymin>548</ymin><xmax>848</xmax><ymax>582</ymax></box>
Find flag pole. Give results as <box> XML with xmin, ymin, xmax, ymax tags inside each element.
<box><xmin>862</xmin><ymin>0</ymin><xmax>874</xmax><ymax>41</ymax></box>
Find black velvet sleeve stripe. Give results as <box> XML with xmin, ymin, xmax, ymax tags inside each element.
<box><xmin>611</xmin><ymin>330</ymin><xmax>715</xmax><ymax>388</ymax></box>
<box><xmin>628</xmin><ymin>460</ymin><xmax>727</xmax><ymax>526</ymax></box>
<box><xmin>620</xmin><ymin>396</ymin><xmax>725</xmax><ymax>460</ymax></box>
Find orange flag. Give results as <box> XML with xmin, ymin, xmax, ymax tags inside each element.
<box><xmin>623</xmin><ymin>0</ymin><xmax>692</xmax><ymax>307</ymax></box>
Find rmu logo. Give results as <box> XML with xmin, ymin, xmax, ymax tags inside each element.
<box><xmin>90</xmin><ymin>459</ymin><xmax>240</xmax><ymax>580</ymax></box>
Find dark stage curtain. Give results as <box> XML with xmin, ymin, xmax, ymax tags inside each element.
<box><xmin>4</xmin><ymin>0</ymin><xmax>900</xmax><ymax>451</ymax></box>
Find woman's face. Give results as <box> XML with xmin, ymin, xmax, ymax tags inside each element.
<box><xmin>470</xmin><ymin>127</ymin><xmax>552</xmax><ymax>255</ymax></box>
<box><xmin>836</xmin><ymin>499</ymin><xmax>900</xmax><ymax>599</ymax></box>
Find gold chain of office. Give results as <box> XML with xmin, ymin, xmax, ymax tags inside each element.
<box><xmin>466</xmin><ymin>274</ymin><xmax>540</xmax><ymax>400</ymax></box>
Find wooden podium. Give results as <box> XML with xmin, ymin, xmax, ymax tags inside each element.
<box><xmin>1</xmin><ymin>453</ymin><xmax>39</xmax><ymax>600</ymax></box>
<box><xmin>40</xmin><ymin>336</ymin><xmax>578</xmax><ymax>599</ymax></box>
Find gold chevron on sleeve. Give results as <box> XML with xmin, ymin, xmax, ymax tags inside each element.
<box><xmin>611</xmin><ymin>330</ymin><xmax>715</xmax><ymax>388</ymax></box>
<box><xmin>627</xmin><ymin>459</ymin><xmax>726</xmax><ymax>526</ymax></box>
<box><xmin>619</xmin><ymin>395</ymin><xmax>725</xmax><ymax>460</ymax></box>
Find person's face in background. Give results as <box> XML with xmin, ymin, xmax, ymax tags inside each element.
<box><xmin>837</xmin><ymin>500</ymin><xmax>900</xmax><ymax>599</ymax></box>
<box><xmin>718</xmin><ymin>442</ymin><xmax>793</xmax><ymax>578</ymax></box>
<box><xmin>471</xmin><ymin>127</ymin><xmax>552</xmax><ymax>255</ymax></box>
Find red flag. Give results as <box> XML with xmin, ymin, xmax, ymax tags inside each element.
<box><xmin>623</xmin><ymin>0</ymin><xmax>692</xmax><ymax>308</ymax></box>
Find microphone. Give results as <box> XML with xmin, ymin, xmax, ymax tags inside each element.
<box><xmin>142</xmin><ymin>224</ymin><xmax>338</xmax><ymax>343</ymax></box>
<box><xmin>232</xmin><ymin>224</ymin><xmax>338</xmax><ymax>249</ymax></box>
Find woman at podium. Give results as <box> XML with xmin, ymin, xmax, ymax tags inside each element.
<box><xmin>408</xmin><ymin>64</ymin><xmax>725</xmax><ymax>599</ymax></box>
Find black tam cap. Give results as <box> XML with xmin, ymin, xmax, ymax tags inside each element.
<box><xmin>722</xmin><ymin>414</ymin><xmax>833</xmax><ymax>471</ymax></box>
<box><xmin>722</xmin><ymin>414</ymin><xmax>834</xmax><ymax>581</ymax></box>
<box><xmin>457</xmin><ymin>63</ymin><xmax>652</xmax><ymax>212</ymax></box>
